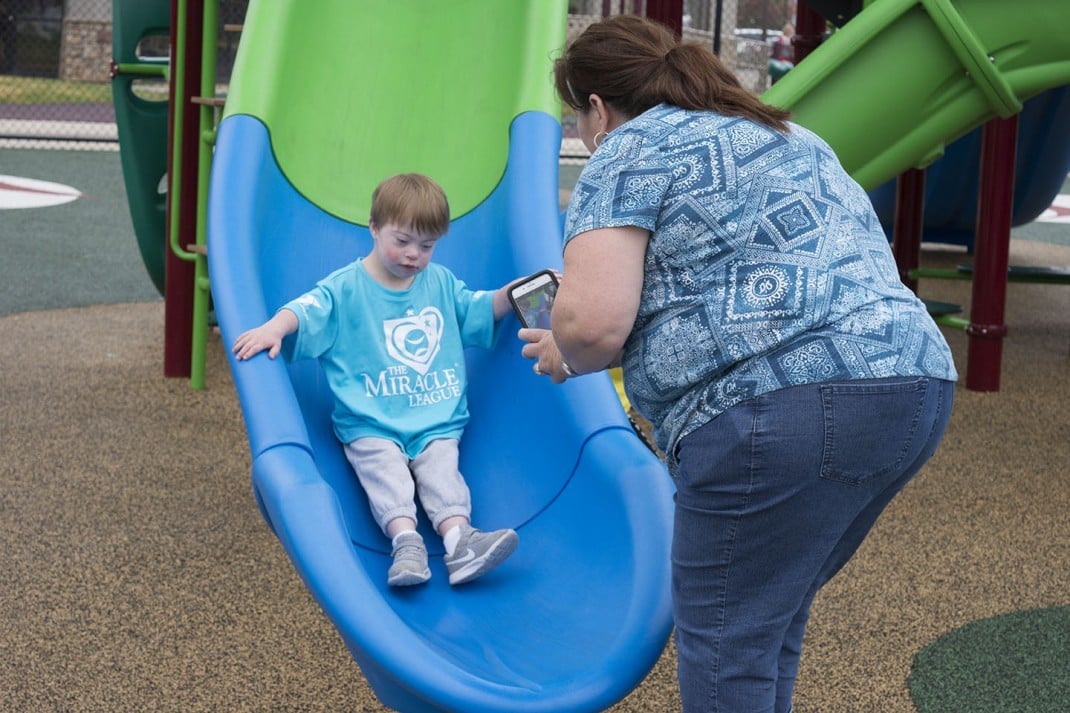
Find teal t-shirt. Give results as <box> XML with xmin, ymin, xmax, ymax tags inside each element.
<box><xmin>564</xmin><ymin>104</ymin><xmax>957</xmax><ymax>464</ymax></box>
<box><xmin>281</xmin><ymin>260</ymin><xmax>499</xmax><ymax>457</ymax></box>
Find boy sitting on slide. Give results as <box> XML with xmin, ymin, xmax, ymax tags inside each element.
<box><xmin>233</xmin><ymin>173</ymin><xmax>519</xmax><ymax>587</ymax></box>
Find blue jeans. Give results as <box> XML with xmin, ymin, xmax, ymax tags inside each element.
<box><xmin>671</xmin><ymin>377</ymin><xmax>954</xmax><ymax>713</ymax></box>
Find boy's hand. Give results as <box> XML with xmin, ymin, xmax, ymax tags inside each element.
<box><xmin>232</xmin><ymin>309</ymin><xmax>299</xmax><ymax>361</ymax></box>
<box><xmin>232</xmin><ymin>325</ymin><xmax>283</xmax><ymax>360</ymax></box>
<box><xmin>494</xmin><ymin>270</ymin><xmax>563</xmax><ymax>321</ymax></box>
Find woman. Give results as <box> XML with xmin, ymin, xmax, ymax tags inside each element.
<box><xmin>521</xmin><ymin>14</ymin><xmax>956</xmax><ymax>713</ymax></box>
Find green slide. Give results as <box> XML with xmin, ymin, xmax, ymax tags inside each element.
<box><xmin>221</xmin><ymin>1</ymin><xmax>561</xmax><ymax>225</ymax></box>
<box><xmin>763</xmin><ymin>0</ymin><xmax>1070</xmax><ymax>191</ymax></box>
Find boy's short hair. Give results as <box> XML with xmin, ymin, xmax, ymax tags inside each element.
<box><xmin>369</xmin><ymin>173</ymin><xmax>450</xmax><ymax>237</ymax></box>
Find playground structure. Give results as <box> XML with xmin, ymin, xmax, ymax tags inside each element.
<box><xmin>869</xmin><ymin>86</ymin><xmax>1070</xmax><ymax>252</ymax></box>
<box><xmin>113</xmin><ymin>0</ymin><xmax>1070</xmax><ymax>394</ymax></box>
<box><xmin>109</xmin><ymin>0</ymin><xmax>1070</xmax><ymax>710</ymax></box>
<box><xmin>866</xmin><ymin>84</ymin><xmax>1070</xmax><ymax>391</ymax></box>
<box><xmin>769</xmin><ymin>0</ymin><xmax>1070</xmax><ymax>390</ymax></box>
<box><xmin>112</xmin><ymin>0</ymin><xmax>228</xmax><ymax>388</ymax></box>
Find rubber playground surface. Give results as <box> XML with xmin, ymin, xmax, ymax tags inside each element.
<box><xmin>1</xmin><ymin>145</ymin><xmax>1068</xmax><ymax>711</ymax></box>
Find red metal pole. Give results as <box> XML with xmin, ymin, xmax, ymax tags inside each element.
<box><xmin>966</xmin><ymin>114</ymin><xmax>1018</xmax><ymax>392</ymax></box>
<box><xmin>794</xmin><ymin>1</ymin><xmax>825</xmax><ymax>63</ymax></box>
<box><xmin>892</xmin><ymin>168</ymin><xmax>925</xmax><ymax>294</ymax></box>
<box><xmin>645</xmin><ymin>0</ymin><xmax>684</xmax><ymax>37</ymax></box>
<box><xmin>163</xmin><ymin>0</ymin><xmax>203</xmax><ymax>378</ymax></box>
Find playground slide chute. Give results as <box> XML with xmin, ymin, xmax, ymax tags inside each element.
<box><xmin>867</xmin><ymin>86</ymin><xmax>1070</xmax><ymax>248</ymax></box>
<box><xmin>762</xmin><ymin>0</ymin><xmax>1070</xmax><ymax>192</ymax></box>
<box><xmin>207</xmin><ymin>2</ymin><xmax>674</xmax><ymax>712</ymax></box>
<box><xmin>209</xmin><ymin>0</ymin><xmax>1070</xmax><ymax>709</ymax></box>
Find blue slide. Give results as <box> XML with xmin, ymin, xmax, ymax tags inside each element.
<box><xmin>206</xmin><ymin>2</ymin><xmax>674</xmax><ymax>712</ymax></box>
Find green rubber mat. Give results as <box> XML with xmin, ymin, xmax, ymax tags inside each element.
<box><xmin>910</xmin><ymin>606</ymin><xmax>1070</xmax><ymax>713</ymax></box>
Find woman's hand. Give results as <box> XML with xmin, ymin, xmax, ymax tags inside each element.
<box><xmin>551</xmin><ymin>226</ymin><xmax>648</xmax><ymax>372</ymax></box>
<box><xmin>518</xmin><ymin>328</ymin><xmax>573</xmax><ymax>384</ymax></box>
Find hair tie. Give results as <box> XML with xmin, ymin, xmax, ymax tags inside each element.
<box><xmin>565</xmin><ymin>77</ymin><xmax>584</xmax><ymax>109</ymax></box>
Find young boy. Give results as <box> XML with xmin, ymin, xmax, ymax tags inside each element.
<box><xmin>232</xmin><ymin>173</ymin><xmax>519</xmax><ymax>587</ymax></box>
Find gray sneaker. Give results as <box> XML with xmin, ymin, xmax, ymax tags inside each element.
<box><xmin>388</xmin><ymin>531</ymin><xmax>431</xmax><ymax>587</ymax></box>
<box><xmin>444</xmin><ymin>525</ymin><xmax>518</xmax><ymax>585</ymax></box>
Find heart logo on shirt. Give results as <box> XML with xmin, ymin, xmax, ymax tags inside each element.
<box><xmin>383</xmin><ymin>307</ymin><xmax>443</xmax><ymax>375</ymax></box>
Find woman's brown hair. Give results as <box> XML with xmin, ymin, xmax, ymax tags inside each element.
<box><xmin>554</xmin><ymin>14</ymin><xmax>791</xmax><ymax>132</ymax></box>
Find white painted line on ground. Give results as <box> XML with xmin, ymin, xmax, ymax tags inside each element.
<box><xmin>1036</xmin><ymin>194</ymin><xmax>1070</xmax><ymax>224</ymax></box>
<box><xmin>0</xmin><ymin>119</ymin><xmax>118</xmax><ymax>140</ymax></box>
<box><xmin>0</xmin><ymin>174</ymin><xmax>82</xmax><ymax>209</ymax></box>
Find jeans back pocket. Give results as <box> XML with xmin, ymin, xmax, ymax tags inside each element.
<box><xmin>819</xmin><ymin>378</ymin><xmax>927</xmax><ymax>486</ymax></box>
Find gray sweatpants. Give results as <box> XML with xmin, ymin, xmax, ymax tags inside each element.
<box><xmin>343</xmin><ymin>437</ymin><xmax>472</xmax><ymax>535</ymax></box>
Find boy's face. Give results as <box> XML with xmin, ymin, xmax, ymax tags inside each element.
<box><xmin>369</xmin><ymin>222</ymin><xmax>440</xmax><ymax>281</ymax></box>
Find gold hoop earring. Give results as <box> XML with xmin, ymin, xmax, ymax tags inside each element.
<box><xmin>594</xmin><ymin>130</ymin><xmax>607</xmax><ymax>148</ymax></box>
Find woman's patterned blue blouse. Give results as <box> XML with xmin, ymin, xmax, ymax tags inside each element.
<box><xmin>564</xmin><ymin>104</ymin><xmax>957</xmax><ymax>465</ymax></box>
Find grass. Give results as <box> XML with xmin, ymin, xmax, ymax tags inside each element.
<box><xmin>0</xmin><ymin>74</ymin><xmax>173</xmax><ymax>104</ymax></box>
<box><xmin>0</xmin><ymin>75</ymin><xmax>113</xmax><ymax>104</ymax></box>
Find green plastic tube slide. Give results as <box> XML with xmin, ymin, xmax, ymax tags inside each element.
<box><xmin>763</xmin><ymin>0</ymin><xmax>1070</xmax><ymax>191</ymax></box>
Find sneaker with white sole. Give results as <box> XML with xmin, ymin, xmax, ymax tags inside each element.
<box><xmin>444</xmin><ymin>525</ymin><xmax>518</xmax><ymax>585</ymax></box>
<box><xmin>388</xmin><ymin>531</ymin><xmax>431</xmax><ymax>587</ymax></box>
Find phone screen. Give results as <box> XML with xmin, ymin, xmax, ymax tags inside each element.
<box><xmin>509</xmin><ymin>270</ymin><xmax>558</xmax><ymax>329</ymax></box>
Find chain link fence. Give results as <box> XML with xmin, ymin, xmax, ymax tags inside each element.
<box><xmin>0</xmin><ymin>0</ymin><xmax>246</xmax><ymax>150</ymax></box>
<box><xmin>1</xmin><ymin>0</ymin><xmax>791</xmax><ymax>151</ymax></box>
<box><xmin>562</xmin><ymin>1</ymin><xmax>788</xmax><ymax>159</ymax></box>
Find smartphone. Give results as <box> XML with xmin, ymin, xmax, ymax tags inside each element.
<box><xmin>508</xmin><ymin>269</ymin><xmax>559</xmax><ymax>329</ymax></box>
